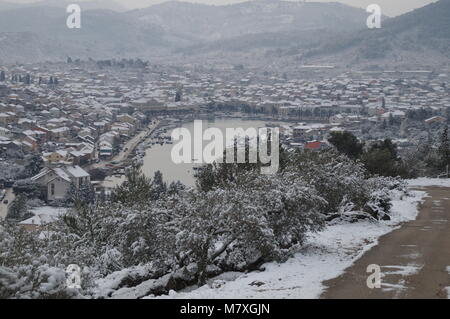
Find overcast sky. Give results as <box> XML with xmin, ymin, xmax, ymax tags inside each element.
<box><xmin>9</xmin><ymin>0</ymin><xmax>439</xmax><ymax>17</ymax></box>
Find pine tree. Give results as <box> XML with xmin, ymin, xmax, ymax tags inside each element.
<box><xmin>388</xmin><ymin>113</ymin><xmax>395</xmax><ymax>126</ymax></box>
<box><xmin>7</xmin><ymin>194</ymin><xmax>31</xmax><ymax>221</ymax></box>
<box><xmin>24</xmin><ymin>74</ymin><xmax>31</xmax><ymax>85</ymax></box>
<box><xmin>64</xmin><ymin>182</ymin><xmax>78</xmax><ymax>205</ymax></box>
<box><xmin>175</xmin><ymin>89</ymin><xmax>182</xmax><ymax>102</ymax></box>
<box><xmin>400</xmin><ymin>119</ymin><xmax>408</xmax><ymax>137</ymax></box>
<box><xmin>152</xmin><ymin>170</ymin><xmax>167</xmax><ymax>198</ymax></box>
<box><xmin>24</xmin><ymin>154</ymin><xmax>44</xmax><ymax>177</ymax></box>
<box><xmin>65</xmin><ymin>181</ymin><xmax>95</xmax><ymax>205</ymax></box>
<box><xmin>110</xmin><ymin>164</ymin><xmax>153</xmax><ymax>206</ymax></box>
<box><xmin>168</xmin><ymin>181</ymin><xmax>185</xmax><ymax>194</ymax></box>
<box><xmin>77</xmin><ymin>182</ymin><xmax>96</xmax><ymax>204</ymax></box>
<box><xmin>438</xmin><ymin>126</ymin><xmax>450</xmax><ymax>170</ymax></box>
<box><xmin>328</xmin><ymin>131</ymin><xmax>364</xmax><ymax>160</ymax></box>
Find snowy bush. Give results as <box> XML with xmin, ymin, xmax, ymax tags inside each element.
<box><xmin>285</xmin><ymin>150</ymin><xmax>369</xmax><ymax>214</ymax></box>
<box><xmin>173</xmin><ymin>170</ymin><xmax>326</xmax><ymax>284</ymax></box>
<box><xmin>362</xmin><ymin>177</ymin><xmax>406</xmax><ymax>220</ymax></box>
<box><xmin>0</xmin><ymin>222</ymin><xmax>92</xmax><ymax>299</ymax></box>
<box><xmin>285</xmin><ymin>150</ymin><xmax>404</xmax><ymax>220</ymax></box>
<box><xmin>364</xmin><ymin>189</ymin><xmax>392</xmax><ymax>220</ymax></box>
<box><xmin>0</xmin><ymin>263</ymin><xmax>80</xmax><ymax>299</ymax></box>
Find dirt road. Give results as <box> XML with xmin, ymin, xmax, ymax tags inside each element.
<box><xmin>321</xmin><ymin>186</ymin><xmax>450</xmax><ymax>299</ymax></box>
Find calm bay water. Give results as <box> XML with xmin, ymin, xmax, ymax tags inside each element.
<box><xmin>142</xmin><ymin>118</ymin><xmax>270</xmax><ymax>187</ymax></box>
<box><xmin>101</xmin><ymin>118</ymin><xmax>289</xmax><ymax>188</ymax></box>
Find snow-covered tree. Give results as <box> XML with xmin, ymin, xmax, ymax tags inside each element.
<box><xmin>22</xmin><ymin>154</ymin><xmax>44</xmax><ymax>178</ymax></box>
<box><xmin>7</xmin><ymin>194</ymin><xmax>32</xmax><ymax>222</ymax></box>
<box><xmin>152</xmin><ymin>170</ymin><xmax>167</xmax><ymax>198</ymax></box>
<box><xmin>13</xmin><ymin>179</ymin><xmax>46</xmax><ymax>200</ymax></box>
<box><xmin>175</xmin><ymin>170</ymin><xmax>325</xmax><ymax>285</ymax></box>
<box><xmin>438</xmin><ymin>126</ymin><xmax>450</xmax><ymax>170</ymax></box>
<box><xmin>64</xmin><ymin>182</ymin><xmax>96</xmax><ymax>205</ymax></box>
<box><xmin>111</xmin><ymin>164</ymin><xmax>154</xmax><ymax>206</ymax></box>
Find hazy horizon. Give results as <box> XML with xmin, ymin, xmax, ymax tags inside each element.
<box><xmin>2</xmin><ymin>0</ymin><xmax>440</xmax><ymax>17</ymax></box>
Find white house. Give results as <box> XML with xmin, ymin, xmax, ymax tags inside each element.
<box><xmin>31</xmin><ymin>165</ymin><xmax>91</xmax><ymax>201</ymax></box>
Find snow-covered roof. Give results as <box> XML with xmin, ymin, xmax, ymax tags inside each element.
<box><xmin>65</xmin><ymin>165</ymin><xmax>90</xmax><ymax>178</ymax></box>
<box><xmin>54</xmin><ymin>167</ymin><xmax>71</xmax><ymax>182</ymax></box>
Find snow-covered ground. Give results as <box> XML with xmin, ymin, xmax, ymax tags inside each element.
<box><xmin>95</xmin><ymin>265</ymin><xmax>156</xmax><ymax>299</ymax></box>
<box><xmin>19</xmin><ymin>206</ymin><xmax>68</xmax><ymax>226</ymax></box>
<box><xmin>30</xmin><ymin>206</ymin><xmax>68</xmax><ymax>216</ymax></box>
<box><xmin>135</xmin><ymin>190</ymin><xmax>426</xmax><ymax>299</ymax></box>
<box><xmin>407</xmin><ymin>178</ymin><xmax>450</xmax><ymax>188</ymax></box>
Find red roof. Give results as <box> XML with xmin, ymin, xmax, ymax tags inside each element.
<box><xmin>305</xmin><ymin>141</ymin><xmax>322</xmax><ymax>150</ymax></box>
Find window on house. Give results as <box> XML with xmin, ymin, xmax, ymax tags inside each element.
<box><xmin>51</xmin><ymin>183</ymin><xmax>55</xmax><ymax>196</ymax></box>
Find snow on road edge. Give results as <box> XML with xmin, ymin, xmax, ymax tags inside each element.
<box><xmin>142</xmin><ymin>190</ymin><xmax>426</xmax><ymax>299</ymax></box>
<box><xmin>446</xmin><ymin>266</ymin><xmax>450</xmax><ymax>299</ymax></box>
<box><xmin>407</xmin><ymin>178</ymin><xmax>450</xmax><ymax>188</ymax></box>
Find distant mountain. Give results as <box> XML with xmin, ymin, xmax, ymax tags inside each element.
<box><xmin>0</xmin><ymin>32</ymin><xmax>51</xmax><ymax>64</ymax></box>
<box><xmin>304</xmin><ymin>0</ymin><xmax>450</xmax><ymax>67</ymax></box>
<box><xmin>129</xmin><ymin>0</ymin><xmax>369</xmax><ymax>42</ymax></box>
<box><xmin>0</xmin><ymin>0</ymin><xmax>447</xmax><ymax>68</ymax></box>
<box><xmin>0</xmin><ymin>0</ymin><xmax>370</xmax><ymax>63</ymax></box>
<box><xmin>0</xmin><ymin>0</ymin><xmax>127</xmax><ymax>12</ymax></box>
<box><xmin>0</xmin><ymin>5</ymin><xmax>169</xmax><ymax>62</ymax></box>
